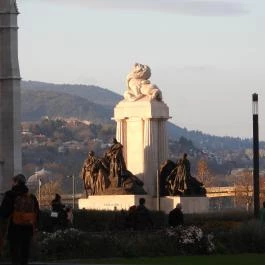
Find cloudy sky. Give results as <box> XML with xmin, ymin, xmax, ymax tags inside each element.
<box><xmin>16</xmin><ymin>0</ymin><xmax>265</xmax><ymax>140</ymax></box>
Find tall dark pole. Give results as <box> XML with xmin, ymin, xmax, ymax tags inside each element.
<box><xmin>252</xmin><ymin>93</ymin><xmax>260</xmax><ymax>218</ymax></box>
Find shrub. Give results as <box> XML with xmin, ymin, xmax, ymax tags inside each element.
<box><xmin>36</xmin><ymin>226</ymin><xmax>214</xmax><ymax>260</ymax></box>
<box><xmin>72</xmin><ymin>209</ymin><xmax>166</xmax><ymax>232</ymax></box>
<box><xmin>219</xmin><ymin>220</ymin><xmax>265</xmax><ymax>253</ymax></box>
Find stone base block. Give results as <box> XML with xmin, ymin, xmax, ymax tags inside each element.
<box><xmin>78</xmin><ymin>195</ymin><xmax>155</xmax><ymax>211</ymax></box>
<box><xmin>79</xmin><ymin>195</ymin><xmax>209</xmax><ymax>214</ymax></box>
<box><xmin>160</xmin><ymin>196</ymin><xmax>209</xmax><ymax>214</ymax></box>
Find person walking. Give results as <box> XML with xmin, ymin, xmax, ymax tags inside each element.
<box><xmin>168</xmin><ymin>203</ymin><xmax>184</xmax><ymax>227</ymax></box>
<box><xmin>0</xmin><ymin>174</ymin><xmax>39</xmax><ymax>265</ymax></box>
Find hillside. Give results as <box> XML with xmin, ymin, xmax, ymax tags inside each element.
<box><xmin>21</xmin><ymin>80</ymin><xmax>122</xmax><ymax>107</ymax></box>
<box><xmin>21</xmin><ymin>80</ymin><xmax>264</xmax><ymax>151</ymax></box>
<box><xmin>21</xmin><ymin>89</ymin><xmax>113</xmax><ymax>122</ymax></box>
<box><xmin>167</xmin><ymin>123</ymin><xmax>257</xmax><ymax>151</ymax></box>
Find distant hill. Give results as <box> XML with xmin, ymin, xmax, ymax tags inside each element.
<box><xmin>21</xmin><ymin>80</ymin><xmax>122</xmax><ymax>107</ymax></box>
<box><xmin>21</xmin><ymin>89</ymin><xmax>113</xmax><ymax>122</ymax></box>
<box><xmin>167</xmin><ymin>123</ymin><xmax>259</xmax><ymax>151</ymax></box>
<box><xmin>21</xmin><ymin>80</ymin><xmax>264</xmax><ymax>151</ymax></box>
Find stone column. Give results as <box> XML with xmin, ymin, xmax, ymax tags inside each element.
<box><xmin>114</xmin><ymin>100</ymin><xmax>170</xmax><ymax>196</ymax></box>
<box><xmin>143</xmin><ymin>118</ymin><xmax>159</xmax><ymax>196</ymax></box>
<box><xmin>158</xmin><ymin>119</ymin><xmax>168</xmax><ymax>165</ymax></box>
<box><xmin>115</xmin><ymin>119</ymin><xmax>127</xmax><ymax>163</ymax></box>
<box><xmin>0</xmin><ymin>0</ymin><xmax>22</xmax><ymax>192</ymax></box>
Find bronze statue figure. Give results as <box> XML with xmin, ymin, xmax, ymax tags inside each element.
<box><xmin>159</xmin><ymin>154</ymin><xmax>206</xmax><ymax>197</ymax></box>
<box><xmin>82</xmin><ymin>151</ymin><xmax>110</xmax><ymax>196</ymax></box>
<box><xmin>105</xmin><ymin>138</ymin><xmax>126</xmax><ymax>187</ymax></box>
<box><xmin>81</xmin><ymin>139</ymin><xmax>145</xmax><ymax>196</ymax></box>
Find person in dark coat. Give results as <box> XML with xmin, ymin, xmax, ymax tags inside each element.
<box><xmin>168</xmin><ymin>203</ymin><xmax>184</xmax><ymax>227</ymax></box>
<box><xmin>51</xmin><ymin>193</ymin><xmax>67</xmax><ymax>230</ymax></box>
<box><xmin>134</xmin><ymin>198</ymin><xmax>153</xmax><ymax>230</ymax></box>
<box><xmin>0</xmin><ymin>174</ymin><xmax>39</xmax><ymax>265</ymax></box>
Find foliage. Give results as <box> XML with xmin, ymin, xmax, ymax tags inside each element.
<box><xmin>196</xmin><ymin>159</ymin><xmax>213</xmax><ymax>187</ymax></box>
<box><xmin>36</xmin><ymin>226</ymin><xmax>214</xmax><ymax>260</ymax></box>
<box><xmin>38</xmin><ymin>209</ymin><xmax>166</xmax><ymax>232</ymax></box>
<box><xmin>37</xmin><ymin>181</ymin><xmax>63</xmax><ymax>208</ymax></box>
<box><xmin>218</xmin><ymin>220</ymin><xmax>265</xmax><ymax>253</ymax></box>
<box><xmin>234</xmin><ymin>169</ymin><xmax>253</xmax><ymax>211</ymax></box>
<box><xmin>31</xmin><ymin>211</ymin><xmax>265</xmax><ymax>260</ymax></box>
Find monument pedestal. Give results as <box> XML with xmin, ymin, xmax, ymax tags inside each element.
<box><xmin>114</xmin><ymin>100</ymin><xmax>170</xmax><ymax>196</ymax></box>
<box><xmin>78</xmin><ymin>195</ymin><xmax>209</xmax><ymax>213</ymax></box>
<box><xmin>79</xmin><ymin>195</ymin><xmax>155</xmax><ymax>211</ymax></box>
<box><xmin>160</xmin><ymin>196</ymin><xmax>209</xmax><ymax>214</ymax></box>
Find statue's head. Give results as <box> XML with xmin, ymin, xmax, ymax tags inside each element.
<box><xmin>132</xmin><ymin>63</ymin><xmax>151</xmax><ymax>80</ymax></box>
<box><xmin>88</xmin><ymin>151</ymin><xmax>95</xmax><ymax>156</ymax></box>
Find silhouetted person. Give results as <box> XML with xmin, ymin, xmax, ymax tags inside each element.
<box><xmin>51</xmin><ymin>193</ymin><xmax>67</xmax><ymax>230</ymax></box>
<box><xmin>168</xmin><ymin>203</ymin><xmax>184</xmax><ymax>227</ymax></box>
<box><xmin>134</xmin><ymin>198</ymin><xmax>153</xmax><ymax>230</ymax></box>
<box><xmin>0</xmin><ymin>174</ymin><xmax>39</xmax><ymax>265</ymax></box>
<box><xmin>126</xmin><ymin>205</ymin><xmax>137</xmax><ymax>230</ymax></box>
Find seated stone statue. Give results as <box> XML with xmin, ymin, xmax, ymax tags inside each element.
<box><xmin>124</xmin><ymin>63</ymin><xmax>162</xmax><ymax>102</ymax></box>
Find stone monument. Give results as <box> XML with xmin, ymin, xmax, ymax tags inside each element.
<box><xmin>0</xmin><ymin>0</ymin><xmax>22</xmax><ymax>192</ymax></box>
<box><xmin>114</xmin><ymin>63</ymin><xmax>170</xmax><ymax>196</ymax></box>
<box><xmin>79</xmin><ymin>63</ymin><xmax>209</xmax><ymax>213</ymax></box>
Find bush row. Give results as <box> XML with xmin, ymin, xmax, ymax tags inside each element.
<box><xmin>38</xmin><ymin>209</ymin><xmax>167</xmax><ymax>232</ymax></box>
<box><xmin>36</xmin><ymin>226</ymin><xmax>214</xmax><ymax>260</ymax></box>
<box><xmin>35</xmin><ymin>220</ymin><xmax>265</xmax><ymax>260</ymax></box>
<box><xmin>39</xmin><ymin>209</ymin><xmax>252</xmax><ymax>233</ymax></box>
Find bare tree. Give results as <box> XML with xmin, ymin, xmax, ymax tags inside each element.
<box><xmin>234</xmin><ymin>169</ymin><xmax>253</xmax><ymax>212</ymax></box>
<box><xmin>196</xmin><ymin>159</ymin><xmax>213</xmax><ymax>187</ymax></box>
<box><xmin>36</xmin><ymin>180</ymin><xmax>63</xmax><ymax>208</ymax></box>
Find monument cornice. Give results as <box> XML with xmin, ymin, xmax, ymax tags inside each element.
<box><xmin>114</xmin><ymin>99</ymin><xmax>170</xmax><ymax>120</ymax></box>
<box><xmin>0</xmin><ymin>26</ymin><xmax>19</xmax><ymax>29</ymax></box>
<box><xmin>0</xmin><ymin>11</ymin><xmax>19</xmax><ymax>14</ymax></box>
<box><xmin>0</xmin><ymin>76</ymin><xmax>21</xmax><ymax>80</ymax></box>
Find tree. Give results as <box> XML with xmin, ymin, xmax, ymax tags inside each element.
<box><xmin>259</xmin><ymin>173</ymin><xmax>265</xmax><ymax>205</ymax></box>
<box><xmin>37</xmin><ymin>180</ymin><xmax>63</xmax><ymax>208</ymax></box>
<box><xmin>234</xmin><ymin>169</ymin><xmax>253</xmax><ymax>212</ymax></box>
<box><xmin>196</xmin><ymin>159</ymin><xmax>213</xmax><ymax>187</ymax></box>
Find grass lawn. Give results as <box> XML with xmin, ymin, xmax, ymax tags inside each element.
<box><xmin>75</xmin><ymin>254</ymin><xmax>265</xmax><ymax>265</ymax></box>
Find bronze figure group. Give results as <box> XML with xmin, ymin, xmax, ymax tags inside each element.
<box><xmin>159</xmin><ymin>154</ymin><xmax>206</xmax><ymax>197</ymax></box>
<box><xmin>82</xmin><ymin>139</ymin><xmax>145</xmax><ymax>196</ymax></box>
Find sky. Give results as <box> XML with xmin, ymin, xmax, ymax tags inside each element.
<box><xmin>16</xmin><ymin>0</ymin><xmax>265</xmax><ymax>140</ymax></box>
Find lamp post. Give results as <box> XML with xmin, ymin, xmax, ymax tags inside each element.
<box><xmin>252</xmin><ymin>93</ymin><xmax>260</xmax><ymax>218</ymax></box>
<box><xmin>67</xmin><ymin>175</ymin><xmax>75</xmax><ymax>209</ymax></box>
